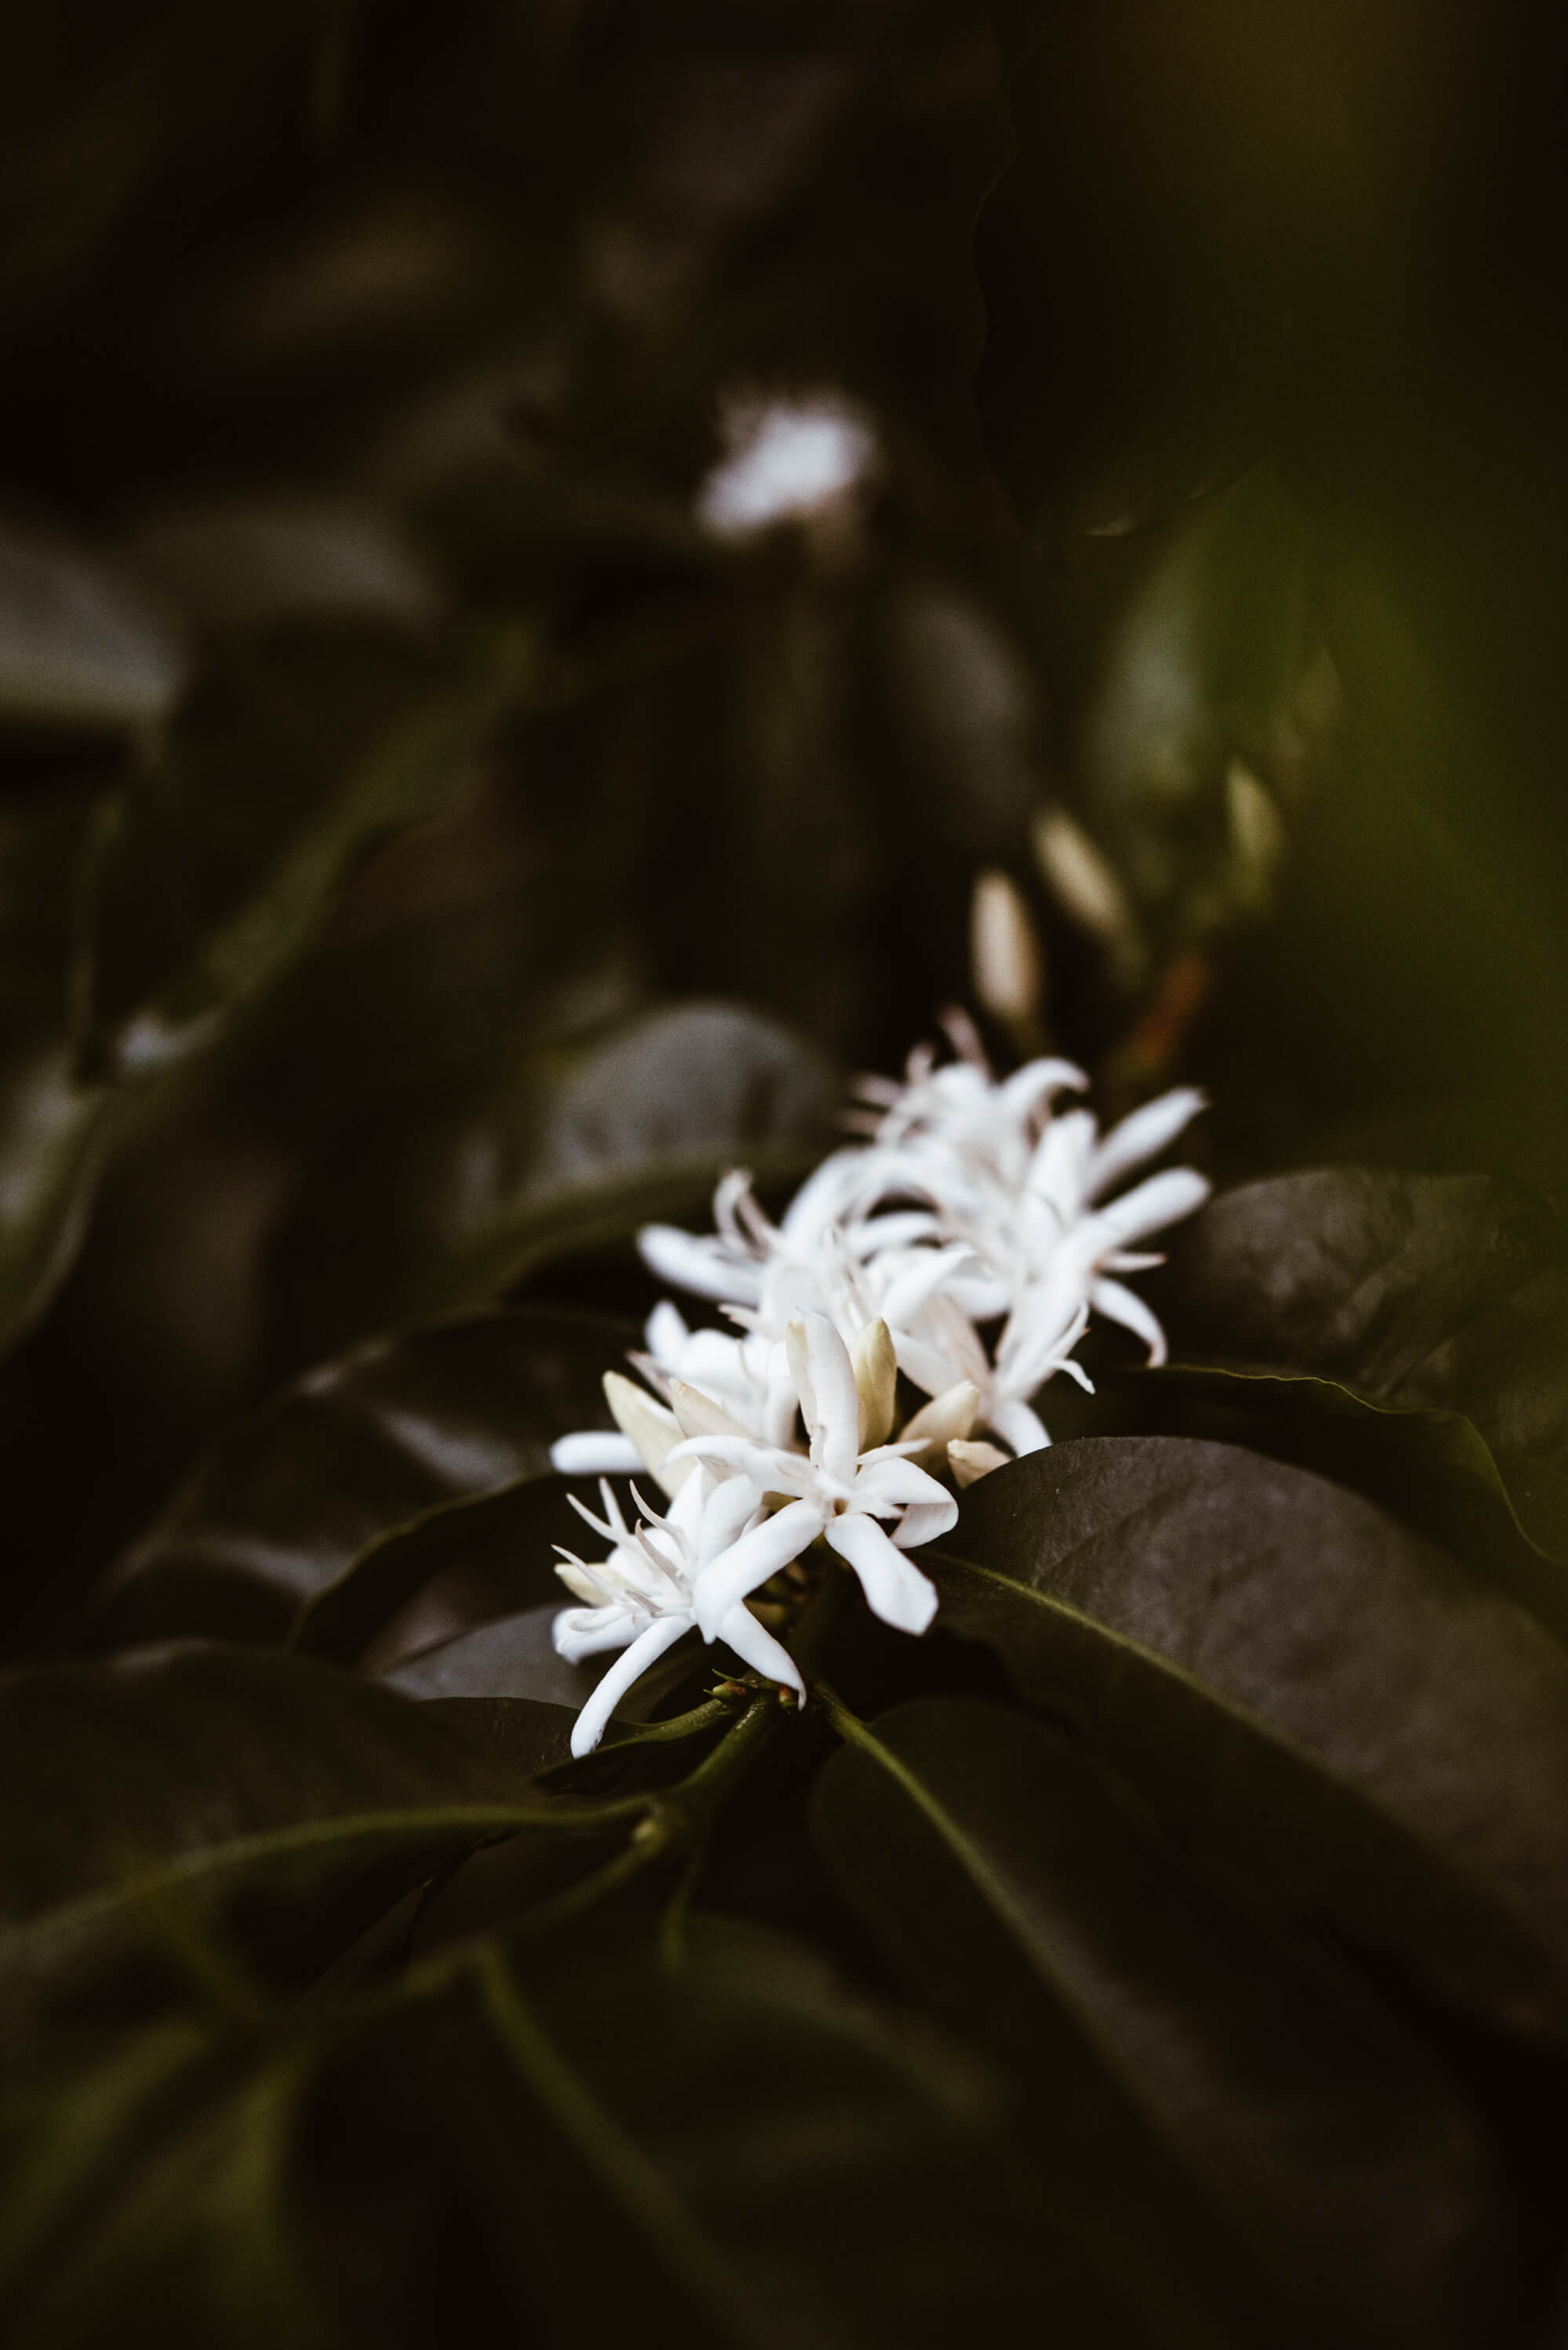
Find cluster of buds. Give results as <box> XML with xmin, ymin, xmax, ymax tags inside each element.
<box><xmin>549</xmin><ymin>1019</ymin><xmax>1208</xmax><ymax>1753</ymax></box>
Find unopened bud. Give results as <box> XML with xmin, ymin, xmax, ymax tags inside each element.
<box><xmin>971</xmin><ymin>869</ymin><xmax>1042</xmax><ymax>1026</ymax></box>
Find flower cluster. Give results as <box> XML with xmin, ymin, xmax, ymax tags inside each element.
<box><xmin>548</xmin><ymin>1022</ymin><xmax>1208</xmax><ymax>1753</ymax></box>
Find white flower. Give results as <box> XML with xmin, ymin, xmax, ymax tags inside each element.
<box><xmin>543</xmin><ymin>1026</ymin><xmax>1214</xmax><ymax>1759</ymax></box>
<box><xmin>841</xmin><ymin>1039</ymin><xmax>1210</xmax><ymax>1451</ymax></box>
<box><xmin>696</xmin><ymin>393</ymin><xmax>875</xmax><ymax>539</ymax></box>
<box><xmin>552</xmin><ymin>1475</ymin><xmax>803</xmax><ymax>1757</ymax></box>
<box><xmin>673</xmin><ymin>1313</ymin><xmax>956</xmax><ymax>1645</ymax></box>
<box><xmin>639</xmin><ymin>1157</ymin><xmax>877</xmax><ymax>1317</ymax></box>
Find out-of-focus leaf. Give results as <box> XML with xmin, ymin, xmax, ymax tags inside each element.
<box><xmin>0</xmin><ymin>1642</ymin><xmax>572</xmax><ymax>2002</ymax></box>
<box><xmin>812</xmin><ymin>1694</ymin><xmax>1512</xmax><ymax>2350</ymax></box>
<box><xmin>0</xmin><ymin>518</ymin><xmax>183</xmax><ymax>732</ymax></box>
<box><xmin>1149</xmin><ymin>1169</ymin><xmax>1568</xmax><ymax>1564</ymax></box>
<box><xmin>0</xmin><ymin>2025</ymin><xmax>326</xmax><ymax>2350</ymax></box>
<box><xmin>0</xmin><ymin>1</ymin><xmax>315</xmax><ymax>311</ymax></box>
<box><xmin>302</xmin><ymin>998</ymin><xmax>839</xmax><ymax>1331</ymax></box>
<box><xmin>1076</xmin><ymin>469</ymin><xmax>1328</xmax><ymax>949</ymax></box>
<box><xmin>934</xmin><ymin>1437</ymin><xmax>1568</xmax><ymax>2039</ymax></box>
<box><xmin>0</xmin><ymin>797</ymin><xmax>118</xmax><ymax>1357</ymax></box>
<box><xmin>430</xmin><ymin>1920</ymin><xmax>1144</xmax><ymax>2350</ymax></box>
<box><xmin>97</xmin><ymin>1306</ymin><xmax>634</xmax><ymax>1646</ymax></box>
<box><xmin>80</xmin><ymin>619</ymin><xmax>532</xmax><ymax>1084</ymax></box>
<box><xmin>123</xmin><ymin>493</ymin><xmax>441</xmax><ymax>634</ymax></box>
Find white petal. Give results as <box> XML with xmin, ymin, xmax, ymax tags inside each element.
<box><xmin>790</xmin><ymin>1313</ymin><xmax>861</xmax><ymax>1484</ymax></box>
<box><xmin>891</xmin><ymin>1330</ymin><xmax>965</xmax><ymax>1400</ymax></box>
<box><xmin>999</xmin><ymin>1058</ymin><xmax>1087</xmax><ymax>1121</ymax></box>
<box><xmin>1096</xmin><ymin>1167</ymin><xmax>1210</xmax><ymax>1246</ymax></box>
<box><xmin>696</xmin><ymin>1470</ymin><xmax>767</xmax><ymax>1569</ymax></box>
<box><xmin>1087</xmin><ymin>1088</ymin><xmax>1206</xmax><ymax>1199</ymax></box>
<box><xmin>989</xmin><ymin>1397</ymin><xmax>1051</xmax><ymax>1455</ymax></box>
<box><xmin>1090</xmin><ymin>1275</ymin><xmax>1169</xmax><ymax>1366</ymax></box>
<box><xmin>716</xmin><ymin>1603</ymin><xmax>805</xmax><ymax>1697</ymax></box>
<box><xmin>693</xmin><ymin>1498</ymin><xmax>827</xmax><ymax>1640</ymax></box>
<box><xmin>552</xmin><ymin>1604</ymin><xmax>638</xmax><ymax>1665</ymax></box>
<box><xmin>638</xmin><ymin>1225</ymin><xmax>760</xmax><ymax>1305</ymax></box>
<box><xmin>824</xmin><ymin>1513</ymin><xmax>939</xmax><ymax>1633</ymax></box>
<box><xmin>890</xmin><ymin>1497</ymin><xmax>960</xmax><ymax>1549</ymax></box>
<box><xmin>779</xmin><ymin>1149</ymin><xmax>870</xmax><ymax>1244</ymax></box>
<box><xmin>1027</xmin><ymin>1110</ymin><xmax>1096</xmax><ymax>1211</ymax></box>
<box><xmin>550</xmin><ymin>1430</ymin><xmax>644</xmax><ymax>1476</ymax></box>
<box><xmin>855</xmin><ymin>1455</ymin><xmax>956</xmax><ymax>1513</ymax></box>
<box><xmin>873</xmin><ymin>1244</ymin><xmax>973</xmax><ymax>1328</ymax></box>
<box><xmin>850</xmin><ymin>1210</ymin><xmax>939</xmax><ymax>1255</ymax></box>
<box><xmin>569</xmin><ymin>1614</ymin><xmax>693</xmax><ymax>1757</ymax></box>
<box><xmin>644</xmin><ymin>1298</ymin><xmax>690</xmax><ymax>1363</ymax></box>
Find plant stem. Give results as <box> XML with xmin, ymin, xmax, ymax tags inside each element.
<box><xmin>469</xmin><ymin>1942</ymin><xmax>768</xmax><ymax>2346</ymax></box>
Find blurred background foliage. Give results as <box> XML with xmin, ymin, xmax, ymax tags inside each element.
<box><xmin>1</xmin><ymin>0</ymin><xmax>1566</xmax><ymax>1654</ymax></box>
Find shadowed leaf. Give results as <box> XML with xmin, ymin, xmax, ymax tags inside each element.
<box><xmin>935</xmin><ymin>1436</ymin><xmax>1568</xmax><ymax>2038</ymax></box>
<box><xmin>812</xmin><ymin>1694</ymin><xmax>1512</xmax><ymax>2350</ymax></box>
<box><xmin>1149</xmin><ymin>1168</ymin><xmax>1568</xmax><ymax>1563</ymax></box>
<box><xmin>0</xmin><ymin>1642</ymin><xmax>579</xmax><ymax>2001</ymax></box>
<box><xmin>96</xmin><ymin>1306</ymin><xmax>635</xmax><ymax>1646</ymax></box>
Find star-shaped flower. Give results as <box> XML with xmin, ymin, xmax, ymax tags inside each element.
<box><xmin>552</xmin><ymin>1473</ymin><xmax>802</xmax><ymax>1756</ymax></box>
<box><xmin>672</xmin><ymin>1313</ymin><xmax>956</xmax><ymax>1644</ymax></box>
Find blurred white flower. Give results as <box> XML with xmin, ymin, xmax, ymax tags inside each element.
<box><xmin>696</xmin><ymin>394</ymin><xmax>875</xmax><ymax>539</ymax></box>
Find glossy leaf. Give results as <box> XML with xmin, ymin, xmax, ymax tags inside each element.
<box><xmin>96</xmin><ymin>1305</ymin><xmax>635</xmax><ymax>1647</ymax></box>
<box><xmin>0</xmin><ymin>1643</ymin><xmax>579</xmax><ymax>1999</ymax></box>
<box><xmin>1150</xmin><ymin>1169</ymin><xmax>1568</xmax><ymax>1561</ymax></box>
<box><xmin>812</xmin><ymin>1694</ymin><xmax>1511</xmax><ymax>2350</ymax></box>
<box><xmin>293</xmin><ymin>1472</ymin><xmax>590</xmax><ymax>1665</ymax></box>
<box><xmin>387</xmin><ymin>1600</ymin><xmax>605</xmax><ymax>1712</ymax></box>
<box><xmin>433</xmin><ymin>1921</ymin><xmax>1145</xmax><ymax>2350</ymax></box>
<box><xmin>323</xmin><ymin>997</ymin><xmax>840</xmax><ymax>1327</ymax></box>
<box><xmin>935</xmin><ymin>1437</ymin><xmax>1568</xmax><ymax>2037</ymax></box>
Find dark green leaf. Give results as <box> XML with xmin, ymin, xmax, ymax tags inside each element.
<box><xmin>0</xmin><ymin>2028</ymin><xmax>325</xmax><ymax>2350</ymax></box>
<box><xmin>332</xmin><ymin>997</ymin><xmax>839</xmax><ymax>1325</ymax></box>
<box><xmin>386</xmin><ymin>1601</ymin><xmax>604</xmax><ymax>1711</ymax></box>
<box><xmin>812</xmin><ymin>1694</ymin><xmax>1511</xmax><ymax>2350</ymax></box>
<box><xmin>432</xmin><ymin>1920</ymin><xmax>1144</xmax><ymax>2350</ymax></box>
<box><xmin>935</xmin><ymin>1437</ymin><xmax>1568</xmax><ymax>2036</ymax></box>
<box><xmin>1150</xmin><ymin>1168</ymin><xmax>1568</xmax><ymax>1563</ymax></box>
<box><xmin>292</xmin><ymin>1471</ymin><xmax>590</xmax><ymax>1665</ymax></box>
<box><xmin>80</xmin><ymin>619</ymin><xmax>531</xmax><ymax>1084</ymax></box>
<box><xmin>96</xmin><ymin>1305</ymin><xmax>634</xmax><ymax>1646</ymax></box>
<box><xmin>0</xmin><ymin>1643</ymin><xmax>575</xmax><ymax>2001</ymax></box>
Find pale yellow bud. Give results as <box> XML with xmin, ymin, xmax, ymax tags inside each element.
<box><xmin>668</xmin><ymin>1378</ymin><xmax>749</xmax><ymax>1443</ymax></box>
<box><xmin>899</xmin><ymin>1378</ymin><xmax>981</xmax><ymax>1469</ymax></box>
<box><xmin>603</xmin><ymin>1370</ymin><xmax>690</xmax><ymax>1495</ymax></box>
<box><xmin>949</xmin><ymin>1438</ymin><xmax>1011</xmax><ymax>1488</ymax></box>
<box><xmin>970</xmin><ymin>868</ymin><xmax>1042</xmax><ymax>1026</ymax></box>
<box><xmin>851</xmin><ymin>1317</ymin><xmax>898</xmax><ymax>1450</ymax></box>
